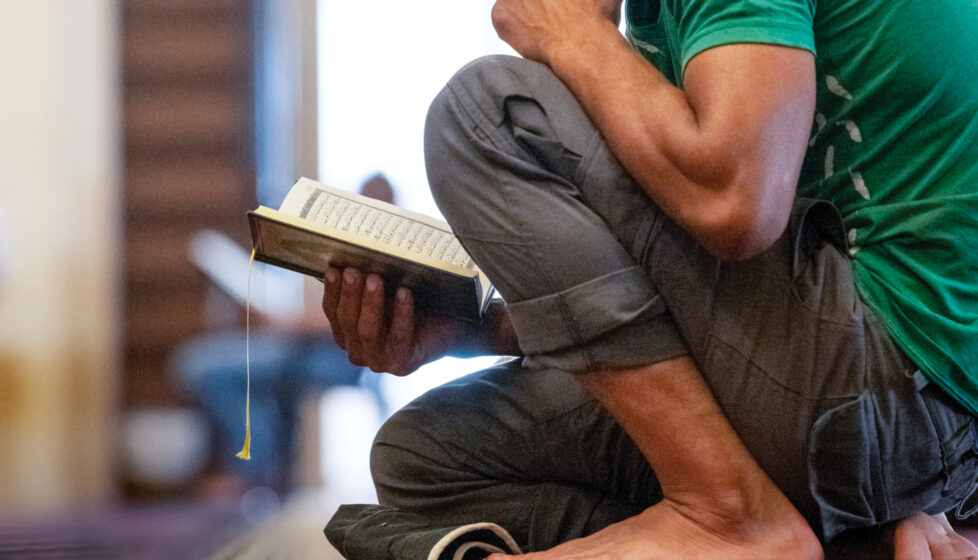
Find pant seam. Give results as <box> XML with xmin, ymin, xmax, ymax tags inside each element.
<box><xmin>497</xmin><ymin>174</ymin><xmax>592</xmax><ymax>365</ymax></box>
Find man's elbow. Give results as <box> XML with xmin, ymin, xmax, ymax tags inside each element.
<box><xmin>704</xmin><ymin>227</ymin><xmax>779</xmax><ymax>262</ymax></box>
<box><xmin>693</xmin><ymin>198</ymin><xmax>789</xmax><ymax>262</ymax></box>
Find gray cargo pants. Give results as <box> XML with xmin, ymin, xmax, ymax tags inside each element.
<box><xmin>325</xmin><ymin>55</ymin><xmax>978</xmax><ymax>558</ymax></box>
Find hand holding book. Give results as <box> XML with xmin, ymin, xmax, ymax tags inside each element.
<box><xmin>250</xmin><ymin>177</ymin><xmax>521</xmax><ymax>375</ymax></box>
<box><xmin>321</xmin><ymin>266</ymin><xmax>522</xmax><ymax>376</ymax></box>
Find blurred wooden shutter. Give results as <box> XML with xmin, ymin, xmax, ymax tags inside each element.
<box><xmin>120</xmin><ymin>0</ymin><xmax>256</xmax><ymax>412</ymax></box>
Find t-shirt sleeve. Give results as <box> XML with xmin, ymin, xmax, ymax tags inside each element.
<box><xmin>674</xmin><ymin>0</ymin><xmax>816</xmax><ymax>75</ymax></box>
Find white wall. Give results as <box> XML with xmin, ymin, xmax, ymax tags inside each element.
<box><xmin>0</xmin><ymin>1</ymin><xmax>121</xmax><ymax>515</ymax></box>
<box><xmin>317</xmin><ymin>0</ymin><xmax>513</xmax><ymax>216</ymax></box>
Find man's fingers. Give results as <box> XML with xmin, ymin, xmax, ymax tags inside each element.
<box><xmin>387</xmin><ymin>287</ymin><xmax>416</xmax><ymax>376</ymax></box>
<box><xmin>929</xmin><ymin>538</ymin><xmax>978</xmax><ymax>560</ymax></box>
<box><xmin>327</xmin><ymin>271</ymin><xmax>432</xmax><ymax>375</ymax></box>
<box><xmin>336</xmin><ymin>267</ymin><xmax>365</xmax><ymax>353</ymax></box>
<box><xmin>894</xmin><ymin>513</ymin><xmax>978</xmax><ymax>560</ymax></box>
<box><xmin>358</xmin><ymin>274</ymin><xmax>388</xmax><ymax>366</ymax></box>
<box><xmin>322</xmin><ymin>267</ymin><xmax>344</xmax><ymax>348</ymax></box>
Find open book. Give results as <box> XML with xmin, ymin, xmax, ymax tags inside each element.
<box><xmin>247</xmin><ymin>177</ymin><xmax>495</xmax><ymax>323</ymax></box>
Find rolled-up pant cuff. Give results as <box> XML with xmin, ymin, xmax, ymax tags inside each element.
<box><xmin>506</xmin><ymin>265</ymin><xmax>689</xmax><ymax>374</ymax></box>
<box><xmin>325</xmin><ymin>504</ymin><xmax>523</xmax><ymax>560</ymax></box>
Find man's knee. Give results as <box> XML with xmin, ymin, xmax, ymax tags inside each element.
<box><xmin>369</xmin><ymin>363</ymin><xmax>544</xmax><ymax>507</ymax></box>
<box><xmin>369</xmin><ymin>403</ymin><xmax>435</xmax><ymax>506</ymax></box>
<box><xmin>369</xmin><ymin>383</ymin><xmax>489</xmax><ymax>508</ymax></box>
<box><xmin>425</xmin><ymin>53</ymin><xmax>574</xmax><ymax>148</ymax></box>
<box><xmin>424</xmin><ymin>55</ymin><xmax>584</xmax><ymax>212</ymax></box>
<box><xmin>437</xmin><ymin>54</ymin><xmax>555</xmax><ymax>105</ymax></box>
<box><xmin>425</xmin><ymin>56</ymin><xmax>534</xmax><ymax>203</ymax></box>
<box><xmin>425</xmin><ymin>54</ymin><xmax>540</xmax><ymax>134</ymax></box>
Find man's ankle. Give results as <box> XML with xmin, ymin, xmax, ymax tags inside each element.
<box><xmin>668</xmin><ymin>479</ymin><xmax>782</xmax><ymax>525</ymax></box>
<box><xmin>663</xmin><ymin>493</ymin><xmax>823</xmax><ymax>558</ymax></box>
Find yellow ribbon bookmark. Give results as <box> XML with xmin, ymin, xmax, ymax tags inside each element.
<box><xmin>236</xmin><ymin>249</ymin><xmax>256</xmax><ymax>461</ymax></box>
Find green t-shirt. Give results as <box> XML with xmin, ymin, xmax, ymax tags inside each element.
<box><xmin>627</xmin><ymin>0</ymin><xmax>978</xmax><ymax>413</ymax></box>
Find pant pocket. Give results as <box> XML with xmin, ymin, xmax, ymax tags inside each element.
<box><xmin>504</xmin><ymin>94</ymin><xmax>583</xmax><ymax>183</ymax></box>
<box><xmin>808</xmin><ymin>392</ymin><xmax>888</xmax><ymax>540</ymax></box>
<box><xmin>919</xmin><ymin>382</ymin><xmax>978</xmax><ymax>518</ymax></box>
<box><xmin>808</xmin><ymin>384</ymin><xmax>964</xmax><ymax>541</ymax></box>
<box><xmin>788</xmin><ymin>198</ymin><xmax>848</xmax><ymax>281</ymax></box>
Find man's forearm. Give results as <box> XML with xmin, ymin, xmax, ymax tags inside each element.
<box><xmin>493</xmin><ymin>2</ymin><xmax>814</xmax><ymax>260</ymax></box>
<box><xmin>543</xmin><ymin>21</ymin><xmax>718</xmax><ymax>224</ymax></box>
<box><xmin>547</xmin><ymin>26</ymin><xmax>811</xmax><ymax>259</ymax></box>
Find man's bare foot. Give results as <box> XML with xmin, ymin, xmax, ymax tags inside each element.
<box><xmin>893</xmin><ymin>513</ymin><xmax>978</xmax><ymax>560</ymax></box>
<box><xmin>487</xmin><ymin>497</ymin><xmax>822</xmax><ymax>560</ymax></box>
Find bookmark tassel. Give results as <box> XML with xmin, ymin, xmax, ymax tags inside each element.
<box><xmin>236</xmin><ymin>250</ymin><xmax>256</xmax><ymax>460</ymax></box>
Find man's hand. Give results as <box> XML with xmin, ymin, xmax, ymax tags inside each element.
<box><xmin>491</xmin><ymin>0</ymin><xmax>622</xmax><ymax>64</ymax></box>
<box><xmin>322</xmin><ymin>267</ymin><xmax>477</xmax><ymax>376</ymax></box>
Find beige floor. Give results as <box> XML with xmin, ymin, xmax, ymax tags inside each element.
<box><xmin>208</xmin><ymin>387</ymin><xmax>383</xmax><ymax>560</ymax></box>
<box><xmin>209</xmin><ymin>490</ymin><xmax>348</xmax><ymax>560</ymax></box>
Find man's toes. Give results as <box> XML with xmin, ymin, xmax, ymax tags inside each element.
<box><xmin>929</xmin><ymin>536</ymin><xmax>978</xmax><ymax>560</ymax></box>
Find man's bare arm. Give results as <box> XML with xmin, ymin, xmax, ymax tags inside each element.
<box><xmin>492</xmin><ymin>1</ymin><xmax>815</xmax><ymax>260</ymax></box>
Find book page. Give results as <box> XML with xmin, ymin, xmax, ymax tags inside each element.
<box><xmin>281</xmin><ymin>179</ymin><xmax>473</xmax><ymax>269</ymax></box>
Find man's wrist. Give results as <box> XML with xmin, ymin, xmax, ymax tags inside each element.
<box><xmin>482</xmin><ymin>300</ymin><xmax>521</xmax><ymax>357</ymax></box>
<box><xmin>546</xmin><ymin>17</ymin><xmax>629</xmax><ymax>77</ymax></box>
<box><xmin>451</xmin><ymin>300</ymin><xmax>521</xmax><ymax>358</ymax></box>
